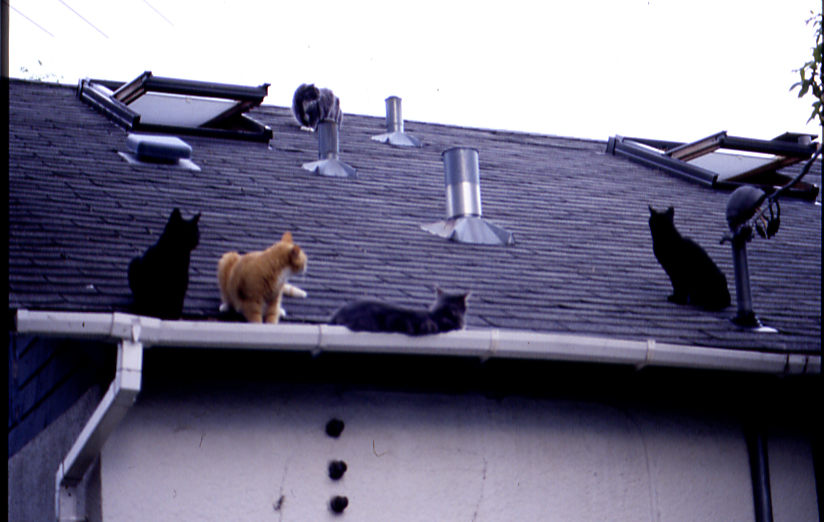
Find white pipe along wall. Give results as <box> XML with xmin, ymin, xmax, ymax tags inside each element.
<box><xmin>12</xmin><ymin>310</ymin><xmax>820</xmax><ymax>520</ymax></box>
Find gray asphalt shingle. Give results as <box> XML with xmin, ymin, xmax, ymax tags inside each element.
<box><xmin>8</xmin><ymin>79</ymin><xmax>821</xmax><ymax>354</ymax></box>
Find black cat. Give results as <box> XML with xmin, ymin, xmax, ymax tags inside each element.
<box><xmin>648</xmin><ymin>206</ymin><xmax>730</xmax><ymax>310</ymax></box>
<box><xmin>128</xmin><ymin>208</ymin><xmax>200</xmax><ymax>319</ymax></box>
<box><xmin>330</xmin><ymin>288</ymin><xmax>470</xmax><ymax>336</ymax></box>
<box><xmin>291</xmin><ymin>83</ymin><xmax>343</xmax><ymax>130</ymax></box>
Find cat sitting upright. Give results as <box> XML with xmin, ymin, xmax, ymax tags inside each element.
<box><xmin>330</xmin><ymin>288</ymin><xmax>471</xmax><ymax>336</ymax></box>
<box><xmin>291</xmin><ymin>83</ymin><xmax>343</xmax><ymax>130</ymax></box>
<box><xmin>217</xmin><ymin>232</ymin><xmax>308</xmax><ymax>323</ymax></box>
<box><xmin>128</xmin><ymin>208</ymin><xmax>200</xmax><ymax>319</ymax></box>
<box><xmin>648</xmin><ymin>206</ymin><xmax>730</xmax><ymax>310</ymax></box>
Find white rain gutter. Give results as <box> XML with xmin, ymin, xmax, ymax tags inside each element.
<box><xmin>13</xmin><ymin>309</ymin><xmax>820</xmax><ymax>520</ymax></box>
<box><xmin>16</xmin><ymin>310</ymin><xmax>820</xmax><ymax>374</ymax></box>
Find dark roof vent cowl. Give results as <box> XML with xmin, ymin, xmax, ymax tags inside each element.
<box><xmin>119</xmin><ymin>134</ymin><xmax>200</xmax><ymax>171</ymax></box>
<box><xmin>371</xmin><ymin>96</ymin><xmax>422</xmax><ymax>148</ymax></box>
<box><xmin>301</xmin><ymin>120</ymin><xmax>357</xmax><ymax>178</ymax></box>
<box><xmin>421</xmin><ymin>147</ymin><xmax>514</xmax><ymax>245</ymax></box>
<box><xmin>126</xmin><ymin>134</ymin><xmax>191</xmax><ymax>162</ymax></box>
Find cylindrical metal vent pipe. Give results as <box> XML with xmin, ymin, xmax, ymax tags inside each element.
<box><xmin>317</xmin><ymin>119</ymin><xmax>339</xmax><ymax>160</ymax></box>
<box><xmin>443</xmin><ymin>147</ymin><xmax>482</xmax><ymax>219</ymax></box>
<box><xmin>385</xmin><ymin>96</ymin><xmax>403</xmax><ymax>133</ymax></box>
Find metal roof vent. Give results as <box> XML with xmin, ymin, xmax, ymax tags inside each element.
<box><xmin>371</xmin><ymin>96</ymin><xmax>422</xmax><ymax>147</ymax></box>
<box><xmin>302</xmin><ymin>120</ymin><xmax>357</xmax><ymax>178</ymax></box>
<box><xmin>720</xmin><ymin>148</ymin><xmax>820</xmax><ymax>331</ymax></box>
<box><xmin>723</xmin><ymin>186</ymin><xmax>775</xmax><ymax>331</ymax></box>
<box><xmin>119</xmin><ymin>134</ymin><xmax>200</xmax><ymax>170</ymax></box>
<box><xmin>421</xmin><ymin>147</ymin><xmax>514</xmax><ymax>245</ymax></box>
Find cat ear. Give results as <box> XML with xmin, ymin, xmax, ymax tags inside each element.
<box><xmin>648</xmin><ymin>205</ymin><xmax>655</xmax><ymax>214</ymax></box>
<box><xmin>281</xmin><ymin>231</ymin><xmax>293</xmax><ymax>243</ymax></box>
<box><xmin>191</xmin><ymin>213</ymin><xmax>201</xmax><ymax>224</ymax></box>
<box><xmin>665</xmin><ymin>206</ymin><xmax>675</xmax><ymax>218</ymax></box>
<box><xmin>171</xmin><ymin>208</ymin><xmax>182</xmax><ymax>220</ymax></box>
<box><xmin>435</xmin><ymin>285</ymin><xmax>444</xmax><ymax>297</ymax></box>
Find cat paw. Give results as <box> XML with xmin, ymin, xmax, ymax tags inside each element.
<box><xmin>278</xmin><ymin>306</ymin><xmax>287</xmax><ymax>318</ymax></box>
<box><xmin>283</xmin><ymin>284</ymin><xmax>307</xmax><ymax>298</ymax></box>
<box><xmin>667</xmin><ymin>294</ymin><xmax>688</xmax><ymax>304</ymax></box>
<box><xmin>219</xmin><ymin>303</ymin><xmax>230</xmax><ymax>313</ymax></box>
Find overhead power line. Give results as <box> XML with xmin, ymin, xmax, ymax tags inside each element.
<box><xmin>56</xmin><ymin>0</ymin><xmax>108</xmax><ymax>39</ymax></box>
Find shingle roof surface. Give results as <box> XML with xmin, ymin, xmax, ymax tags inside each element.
<box><xmin>8</xmin><ymin>80</ymin><xmax>821</xmax><ymax>354</ymax></box>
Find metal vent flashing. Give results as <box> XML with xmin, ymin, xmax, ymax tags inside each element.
<box><xmin>301</xmin><ymin>120</ymin><xmax>358</xmax><ymax>178</ymax></box>
<box><xmin>371</xmin><ymin>96</ymin><xmax>422</xmax><ymax>148</ymax></box>
<box><xmin>421</xmin><ymin>147</ymin><xmax>514</xmax><ymax>245</ymax></box>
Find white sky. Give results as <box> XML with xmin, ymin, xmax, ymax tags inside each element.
<box><xmin>8</xmin><ymin>0</ymin><xmax>822</xmax><ymax>142</ymax></box>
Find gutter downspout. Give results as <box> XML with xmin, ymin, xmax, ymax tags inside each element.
<box><xmin>48</xmin><ymin>316</ymin><xmax>146</xmax><ymax>522</ymax></box>
<box><xmin>15</xmin><ymin>310</ymin><xmax>820</xmax><ymax>376</ymax></box>
<box><xmin>745</xmin><ymin>426</ymin><xmax>774</xmax><ymax>522</ymax></box>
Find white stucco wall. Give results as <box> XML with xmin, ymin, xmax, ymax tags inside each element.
<box><xmin>96</xmin><ymin>379</ymin><xmax>818</xmax><ymax>522</ymax></box>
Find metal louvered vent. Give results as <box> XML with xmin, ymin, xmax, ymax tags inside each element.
<box><xmin>421</xmin><ymin>147</ymin><xmax>514</xmax><ymax>245</ymax></box>
<box><xmin>119</xmin><ymin>134</ymin><xmax>200</xmax><ymax>170</ymax></box>
<box><xmin>302</xmin><ymin>120</ymin><xmax>357</xmax><ymax>178</ymax></box>
<box><xmin>371</xmin><ymin>96</ymin><xmax>422</xmax><ymax>148</ymax></box>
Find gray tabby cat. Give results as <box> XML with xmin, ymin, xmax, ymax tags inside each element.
<box><xmin>330</xmin><ymin>288</ymin><xmax>470</xmax><ymax>336</ymax></box>
<box><xmin>291</xmin><ymin>83</ymin><xmax>343</xmax><ymax>130</ymax></box>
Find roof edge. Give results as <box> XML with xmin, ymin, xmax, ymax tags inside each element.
<box><xmin>14</xmin><ymin>310</ymin><xmax>820</xmax><ymax>376</ymax></box>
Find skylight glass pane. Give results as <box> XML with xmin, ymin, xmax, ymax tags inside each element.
<box><xmin>128</xmin><ymin>92</ymin><xmax>238</xmax><ymax>127</ymax></box>
<box><xmin>688</xmin><ymin>151</ymin><xmax>778</xmax><ymax>181</ymax></box>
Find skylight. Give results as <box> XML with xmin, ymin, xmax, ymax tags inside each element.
<box><xmin>606</xmin><ymin>131</ymin><xmax>820</xmax><ymax>200</ymax></box>
<box><xmin>127</xmin><ymin>92</ymin><xmax>238</xmax><ymax>128</ymax></box>
<box><xmin>77</xmin><ymin>71</ymin><xmax>273</xmax><ymax>142</ymax></box>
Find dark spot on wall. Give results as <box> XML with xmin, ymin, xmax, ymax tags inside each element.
<box><xmin>328</xmin><ymin>460</ymin><xmax>347</xmax><ymax>480</ymax></box>
<box><xmin>326</xmin><ymin>418</ymin><xmax>344</xmax><ymax>438</ymax></box>
<box><xmin>330</xmin><ymin>495</ymin><xmax>348</xmax><ymax>514</ymax></box>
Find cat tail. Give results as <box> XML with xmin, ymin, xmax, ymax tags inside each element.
<box><xmin>127</xmin><ymin>255</ymin><xmax>141</xmax><ymax>295</ymax></box>
<box><xmin>217</xmin><ymin>252</ymin><xmax>241</xmax><ymax>311</ymax></box>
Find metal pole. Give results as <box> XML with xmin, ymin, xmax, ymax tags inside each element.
<box><xmin>730</xmin><ymin>233</ymin><xmax>757</xmax><ymax>327</ymax></box>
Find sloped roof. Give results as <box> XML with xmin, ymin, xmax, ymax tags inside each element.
<box><xmin>8</xmin><ymin>79</ymin><xmax>821</xmax><ymax>354</ymax></box>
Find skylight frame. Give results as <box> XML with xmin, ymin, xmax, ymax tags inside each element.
<box><xmin>607</xmin><ymin>132</ymin><xmax>820</xmax><ymax>200</ymax></box>
<box><xmin>77</xmin><ymin>72</ymin><xmax>273</xmax><ymax>142</ymax></box>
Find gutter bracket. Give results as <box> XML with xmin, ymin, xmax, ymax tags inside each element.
<box><xmin>313</xmin><ymin>324</ymin><xmax>327</xmax><ymax>358</ymax></box>
<box><xmin>481</xmin><ymin>329</ymin><xmax>500</xmax><ymax>363</ymax></box>
<box><xmin>636</xmin><ymin>340</ymin><xmax>656</xmax><ymax>371</ymax></box>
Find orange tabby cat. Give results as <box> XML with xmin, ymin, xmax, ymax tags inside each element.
<box><xmin>217</xmin><ymin>232</ymin><xmax>308</xmax><ymax>323</ymax></box>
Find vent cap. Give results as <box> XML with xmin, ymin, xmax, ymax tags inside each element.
<box><xmin>126</xmin><ymin>134</ymin><xmax>191</xmax><ymax>162</ymax></box>
<box><xmin>302</xmin><ymin>120</ymin><xmax>357</xmax><ymax>178</ymax></box>
<box><xmin>371</xmin><ymin>96</ymin><xmax>422</xmax><ymax>148</ymax></box>
<box><xmin>421</xmin><ymin>147</ymin><xmax>514</xmax><ymax>245</ymax></box>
